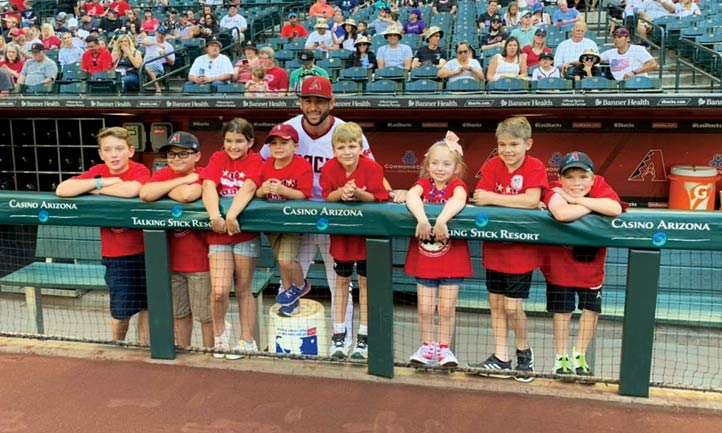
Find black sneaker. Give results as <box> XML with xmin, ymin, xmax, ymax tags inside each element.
<box><xmin>469</xmin><ymin>354</ymin><xmax>512</xmax><ymax>378</ymax></box>
<box><xmin>515</xmin><ymin>348</ymin><xmax>534</xmax><ymax>383</ymax></box>
<box><xmin>330</xmin><ymin>331</ymin><xmax>349</xmax><ymax>358</ymax></box>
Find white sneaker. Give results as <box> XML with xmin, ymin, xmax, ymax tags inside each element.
<box><xmin>227</xmin><ymin>339</ymin><xmax>257</xmax><ymax>360</ymax></box>
<box><xmin>409</xmin><ymin>343</ymin><xmax>437</xmax><ymax>366</ymax></box>
<box><xmin>213</xmin><ymin>335</ymin><xmax>229</xmax><ymax>359</ymax></box>
<box><xmin>350</xmin><ymin>334</ymin><xmax>368</xmax><ymax>360</ymax></box>
<box><xmin>330</xmin><ymin>332</ymin><xmax>349</xmax><ymax>358</ymax></box>
<box><xmin>438</xmin><ymin>347</ymin><xmax>459</xmax><ymax>367</ymax></box>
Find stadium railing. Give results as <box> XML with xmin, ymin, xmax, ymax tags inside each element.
<box><xmin>1</xmin><ymin>192</ymin><xmax>721</xmax><ymax>398</ymax></box>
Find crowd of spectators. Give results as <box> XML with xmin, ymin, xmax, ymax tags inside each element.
<box><xmin>0</xmin><ymin>0</ymin><xmax>669</xmax><ymax>95</ymax></box>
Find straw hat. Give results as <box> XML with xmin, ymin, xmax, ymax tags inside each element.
<box><xmin>424</xmin><ymin>25</ymin><xmax>444</xmax><ymax>41</ymax></box>
<box><xmin>578</xmin><ymin>48</ymin><xmax>601</xmax><ymax>65</ymax></box>
<box><xmin>354</xmin><ymin>35</ymin><xmax>371</xmax><ymax>47</ymax></box>
<box><xmin>383</xmin><ymin>25</ymin><xmax>403</xmax><ymax>39</ymax></box>
<box><xmin>343</xmin><ymin>18</ymin><xmax>357</xmax><ymax>28</ymax></box>
<box><xmin>315</xmin><ymin>18</ymin><xmax>329</xmax><ymax>29</ymax></box>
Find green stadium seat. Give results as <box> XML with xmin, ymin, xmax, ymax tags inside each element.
<box><xmin>182</xmin><ymin>82</ymin><xmax>214</xmax><ymax>94</ymax></box>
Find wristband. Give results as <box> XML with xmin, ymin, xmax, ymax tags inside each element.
<box><xmin>94</xmin><ymin>175</ymin><xmax>103</xmax><ymax>190</ymax></box>
<box><xmin>210</xmin><ymin>215</ymin><xmax>223</xmax><ymax>220</ymax></box>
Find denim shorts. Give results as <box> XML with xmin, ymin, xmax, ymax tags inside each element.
<box><xmin>208</xmin><ymin>237</ymin><xmax>260</xmax><ymax>258</ymax></box>
<box><xmin>415</xmin><ymin>277</ymin><xmax>465</xmax><ymax>288</ymax></box>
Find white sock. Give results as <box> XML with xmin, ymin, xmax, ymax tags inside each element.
<box><xmin>357</xmin><ymin>324</ymin><xmax>368</xmax><ymax>336</ymax></box>
<box><xmin>333</xmin><ymin>323</ymin><xmax>346</xmax><ymax>334</ymax></box>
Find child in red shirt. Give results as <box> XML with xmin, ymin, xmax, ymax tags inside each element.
<box><xmin>405</xmin><ymin>131</ymin><xmax>473</xmax><ymax>367</ymax></box>
<box><xmin>140</xmin><ymin>131</ymin><xmax>213</xmax><ymax>349</ymax></box>
<box><xmin>320</xmin><ymin>122</ymin><xmax>389</xmax><ymax>359</ymax></box>
<box><xmin>257</xmin><ymin>124</ymin><xmax>313</xmax><ymax>317</ymax></box>
<box><xmin>56</xmin><ymin>126</ymin><xmax>150</xmax><ymax>343</ymax></box>
<box><xmin>200</xmin><ymin>118</ymin><xmax>263</xmax><ymax>359</ymax></box>
<box><xmin>542</xmin><ymin>151</ymin><xmax>624</xmax><ymax>377</ymax></box>
<box><xmin>473</xmin><ymin>116</ymin><xmax>549</xmax><ymax>381</ymax></box>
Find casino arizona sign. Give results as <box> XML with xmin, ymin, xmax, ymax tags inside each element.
<box><xmin>611</xmin><ymin>219</ymin><xmax>711</xmax><ymax>231</ymax></box>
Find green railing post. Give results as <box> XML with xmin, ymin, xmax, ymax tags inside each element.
<box><xmin>619</xmin><ymin>248</ymin><xmax>661</xmax><ymax>397</ymax></box>
<box><xmin>143</xmin><ymin>229</ymin><xmax>176</xmax><ymax>360</ymax></box>
<box><xmin>366</xmin><ymin>237</ymin><xmax>394</xmax><ymax>378</ymax></box>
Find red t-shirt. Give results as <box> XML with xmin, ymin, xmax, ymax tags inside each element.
<box><xmin>522</xmin><ymin>45</ymin><xmax>552</xmax><ymax>68</ymax></box>
<box><xmin>540</xmin><ymin>175</ymin><xmax>623</xmax><ymax>288</ymax></box>
<box><xmin>280</xmin><ymin>24</ymin><xmax>309</xmax><ymax>39</ymax></box>
<box><xmin>475</xmin><ymin>155</ymin><xmax>549</xmax><ymax>274</ymax></box>
<box><xmin>404</xmin><ymin>177</ymin><xmax>473</xmax><ymax>279</ymax></box>
<box><xmin>42</xmin><ymin>36</ymin><xmax>62</xmax><ymax>50</ymax></box>
<box><xmin>108</xmin><ymin>1</ymin><xmax>132</xmax><ymax>17</ymax></box>
<box><xmin>149</xmin><ymin>167</ymin><xmax>209</xmax><ymax>272</ymax></box>
<box><xmin>0</xmin><ymin>60</ymin><xmax>24</xmax><ymax>82</ymax></box>
<box><xmin>259</xmin><ymin>155</ymin><xmax>313</xmax><ymax>201</ymax></box>
<box><xmin>200</xmin><ymin>150</ymin><xmax>262</xmax><ymax>245</ymax></box>
<box><xmin>85</xmin><ymin>3</ymin><xmax>106</xmax><ymax>16</ymax></box>
<box><xmin>74</xmin><ymin>161</ymin><xmax>150</xmax><ymax>257</ymax></box>
<box><xmin>264</xmin><ymin>66</ymin><xmax>290</xmax><ymax>92</ymax></box>
<box><xmin>320</xmin><ymin>156</ymin><xmax>389</xmax><ymax>261</ymax></box>
<box><xmin>81</xmin><ymin>48</ymin><xmax>113</xmax><ymax>74</ymax></box>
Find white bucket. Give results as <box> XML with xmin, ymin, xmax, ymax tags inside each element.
<box><xmin>268</xmin><ymin>299</ymin><xmax>327</xmax><ymax>357</ymax></box>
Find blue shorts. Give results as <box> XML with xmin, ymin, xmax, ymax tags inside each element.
<box><xmin>416</xmin><ymin>277</ymin><xmax>464</xmax><ymax>288</ymax></box>
<box><xmin>208</xmin><ymin>237</ymin><xmax>260</xmax><ymax>258</ymax></box>
<box><xmin>102</xmin><ymin>254</ymin><xmax>148</xmax><ymax>320</ymax></box>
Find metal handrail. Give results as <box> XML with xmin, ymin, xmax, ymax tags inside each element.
<box><xmin>635</xmin><ymin>16</ymin><xmax>666</xmax><ymax>82</ymax></box>
<box><xmin>675</xmin><ymin>38</ymin><xmax>722</xmax><ymax>93</ymax></box>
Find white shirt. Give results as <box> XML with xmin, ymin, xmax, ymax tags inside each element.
<box><xmin>639</xmin><ymin>0</ymin><xmax>673</xmax><ymax>20</ymax></box>
<box><xmin>554</xmin><ymin>37</ymin><xmax>598</xmax><ymax>69</ymax></box>
<box><xmin>189</xmin><ymin>54</ymin><xmax>233</xmax><ymax>79</ymax></box>
<box><xmin>674</xmin><ymin>2</ymin><xmax>700</xmax><ymax>17</ymax></box>
<box><xmin>601</xmin><ymin>44</ymin><xmax>654</xmax><ymax>81</ymax></box>
<box><xmin>144</xmin><ymin>37</ymin><xmax>175</xmax><ymax>67</ymax></box>
<box><xmin>443</xmin><ymin>58</ymin><xmax>483</xmax><ymax>82</ymax></box>
<box><xmin>220</xmin><ymin>13</ymin><xmax>247</xmax><ymax>31</ymax></box>
<box><xmin>305</xmin><ymin>31</ymin><xmax>335</xmax><ymax>51</ymax></box>
<box><xmin>260</xmin><ymin>115</ymin><xmax>372</xmax><ymax>201</ymax></box>
<box><xmin>531</xmin><ymin>66</ymin><xmax>561</xmax><ymax>80</ymax></box>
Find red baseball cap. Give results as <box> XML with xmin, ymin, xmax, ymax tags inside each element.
<box><xmin>10</xmin><ymin>28</ymin><xmax>25</xmax><ymax>37</ymax></box>
<box><xmin>299</xmin><ymin>76</ymin><xmax>333</xmax><ymax>99</ymax></box>
<box><xmin>265</xmin><ymin>123</ymin><xmax>299</xmax><ymax>143</ymax></box>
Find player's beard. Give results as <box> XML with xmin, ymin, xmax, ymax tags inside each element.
<box><xmin>303</xmin><ymin>106</ymin><xmax>331</xmax><ymax>127</ymax></box>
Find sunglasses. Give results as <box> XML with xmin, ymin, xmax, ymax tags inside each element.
<box><xmin>582</xmin><ymin>56</ymin><xmax>596</xmax><ymax>62</ymax></box>
<box><xmin>457</xmin><ymin>49</ymin><xmax>469</xmax><ymax>54</ymax></box>
<box><xmin>166</xmin><ymin>150</ymin><xmax>196</xmax><ymax>159</ymax></box>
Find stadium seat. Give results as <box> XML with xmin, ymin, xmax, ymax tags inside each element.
<box><xmin>22</xmin><ymin>82</ymin><xmax>55</xmax><ymax>94</ymax></box>
<box><xmin>332</xmin><ymin>80</ymin><xmax>361</xmax><ymax>95</ymax></box>
<box><xmin>316</xmin><ymin>58</ymin><xmax>344</xmax><ymax>80</ymax></box>
<box><xmin>59</xmin><ymin>81</ymin><xmax>88</xmax><ymax>94</ymax></box>
<box><xmin>339</xmin><ymin>66</ymin><xmax>371</xmax><ymax>84</ymax></box>
<box><xmin>532</xmin><ymin>77</ymin><xmax>573</xmax><ymax>93</ymax></box>
<box><xmin>486</xmin><ymin>77</ymin><xmax>530</xmax><ymax>94</ymax></box>
<box><xmin>88</xmin><ymin>71</ymin><xmax>121</xmax><ymax>94</ymax></box>
<box><xmin>620</xmin><ymin>76</ymin><xmax>662</xmax><ymax>92</ymax></box>
<box><xmin>578</xmin><ymin>77</ymin><xmax>619</xmax><ymax>93</ymax></box>
<box><xmin>410</xmin><ymin>64</ymin><xmax>439</xmax><ymax>80</ymax></box>
<box><xmin>445</xmin><ymin>78</ymin><xmax>484</xmax><ymax>94</ymax></box>
<box><xmin>330</xmin><ymin>49</ymin><xmax>354</xmax><ymax>62</ymax></box>
<box><xmin>375</xmin><ymin>66</ymin><xmax>406</xmax><ymax>82</ymax></box>
<box><xmin>284</xmin><ymin>39</ymin><xmax>306</xmax><ymax>52</ymax></box>
<box><xmin>405</xmin><ymin>79</ymin><xmax>438</xmax><ymax>94</ymax></box>
<box><xmin>182</xmin><ymin>82</ymin><xmax>214</xmax><ymax>94</ymax></box>
<box><xmin>214</xmin><ymin>82</ymin><xmax>246</xmax><ymax>94</ymax></box>
<box><xmin>57</xmin><ymin>64</ymin><xmax>88</xmax><ymax>85</ymax></box>
<box><xmin>366</xmin><ymin>79</ymin><xmax>399</xmax><ymax>95</ymax></box>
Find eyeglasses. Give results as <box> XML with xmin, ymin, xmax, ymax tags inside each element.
<box><xmin>457</xmin><ymin>50</ymin><xmax>469</xmax><ymax>54</ymax></box>
<box><xmin>166</xmin><ymin>150</ymin><xmax>195</xmax><ymax>159</ymax></box>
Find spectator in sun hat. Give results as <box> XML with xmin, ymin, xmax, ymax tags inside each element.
<box><xmin>376</xmin><ymin>25</ymin><xmax>413</xmax><ymax>70</ymax></box>
<box><xmin>305</xmin><ymin>18</ymin><xmax>336</xmax><ymax>52</ymax></box>
<box><xmin>351</xmin><ymin>35</ymin><xmax>377</xmax><ymax>70</ymax></box>
<box><xmin>403</xmin><ymin>8</ymin><xmax>426</xmax><ymax>35</ymax></box>
<box><xmin>17</xmin><ymin>42</ymin><xmax>58</xmax><ymax>87</ymax></box>
<box><xmin>187</xmin><ymin>37</ymin><xmax>233</xmax><ymax>88</ymax></box>
<box><xmin>411</xmin><ymin>25</ymin><xmax>446</xmax><ymax>69</ymax></box>
<box><xmin>334</xmin><ymin>17</ymin><xmax>358</xmax><ymax>51</ymax></box>
<box><xmin>281</xmin><ymin>11</ymin><xmax>308</xmax><ymax>40</ymax></box>
<box><xmin>572</xmin><ymin>47</ymin><xmax>602</xmax><ymax>81</ymax></box>
<box><xmin>289</xmin><ymin>49</ymin><xmax>330</xmax><ymax>92</ymax></box>
<box><xmin>600</xmin><ymin>26</ymin><xmax>657</xmax><ymax>81</ymax></box>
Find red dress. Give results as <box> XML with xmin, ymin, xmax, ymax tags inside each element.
<box><xmin>540</xmin><ymin>176</ymin><xmax>624</xmax><ymax>288</ymax></box>
<box><xmin>475</xmin><ymin>155</ymin><xmax>549</xmax><ymax>274</ymax></box>
<box><xmin>404</xmin><ymin>177</ymin><xmax>473</xmax><ymax>279</ymax></box>
<box><xmin>200</xmin><ymin>150</ymin><xmax>263</xmax><ymax>245</ymax></box>
<box><xmin>320</xmin><ymin>156</ymin><xmax>389</xmax><ymax>261</ymax></box>
<box><xmin>73</xmin><ymin>161</ymin><xmax>150</xmax><ymax>257</ymax></box>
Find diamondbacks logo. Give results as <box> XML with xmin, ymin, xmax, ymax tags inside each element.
<box><xmin>629</xmin><ymin>149</ymin><xmax>667</xmax><ymax>182</ymax></box>
<box><xmin>308</xmin><ymin>79</ymin><xmax>322</xmax><ymax>92</ymax></box>
<box><xmin>168</xmin><ymin>133</ymin><xmax>181</xmax><ymax>144</ymax></box>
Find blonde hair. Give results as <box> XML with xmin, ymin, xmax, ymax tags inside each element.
<box><xmin>112</xmin><ymin>34</ymin><xmax>137</xmax><ymax>58</ymax></box>
<box><xmin>251</xmin><ymin>66</ymin><xmax>266</xmax><ymax>80</ymax></box>
<box><xmin>419</xmin><ymin>141</ymin><xmax>467</xmax><ymax>179</ymax></box>
<box><xmin>4</xmin><ymin>42</ymin><xmax>22</xmax><ymax>63</ymax></box>
<box><xmin>332</xmin><ymin>122</ymin><xmax>363</xmax><ymax>147</ymax></box>
<box><xmin>41</xmin><ymin>23</ymin><xmax>56</xmax><ymax>37</ymax></box>
<box><xmin>496</xmin><ymin>116</ymin><xmax>532</xmax><ymax>141</ymax></box>
<box><xmin>96</xmin><ymin>127</ymin><xmax>132</xmax><ymax>147</ymax></box>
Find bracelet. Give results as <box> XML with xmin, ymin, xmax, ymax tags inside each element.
<box><xmin>94</xmin><ymin>176</ymin><xmax>103</xmax><ymax>190</ymax></box>
<box><xmin>209</xmin><ymin>215</ymin><xmax>223</xmax><ymax>220</ymax></box>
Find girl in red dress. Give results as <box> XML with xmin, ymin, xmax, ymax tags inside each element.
<box><xmin>404</xmin><ymin>132</ymin><xmax>473</xmax><ymax>367</ymax></box>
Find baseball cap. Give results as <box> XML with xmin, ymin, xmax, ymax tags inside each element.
<box><xmin>288</xmin><ymin>12</ymin><xmax>297</xmax><ymax>18</ymax></box>
<box><xmin>538</xmin><ymin>52</ymin><xmax>554</xmax><ymax>61</ymax></box>
<box><xmin>156</xmin><ymin>26</ymin><xmax>167</xmax><ymax>34</ymax></box>
<box><xmin>613</xmin><ymin>27</ymin><xmax>631</xmax><ymax>38</ymax></box>
<box><xmin>31</xmin><ymin>42</ymin><xmax>45</xmax><ymax>52</ymax></box>
<box><xmin>559</xmin><ymin>151</ymin><xmax>594</xmax><ymax>174</ymax></box>
<box><xmin>160</xmin><ymin>131</ymin><xmax>201</xmax><ymax>153</ymax></box>
<box><xmin>533</xmin><ymin>3</ymin><xmax>543</xmax><ymax>12</ymax></box>
<box><xmin>299</xmin><ymin>49</ymin><xmax>314</xmax><ymax>64</ymax></box>
<box><xmin>10</xmin><ymin>28</ymin><xmax>25</xmax><ymax>37</ymax></box>
<box><xmin>490</xmin><ymin>14</ymin><xmax>502</xmax><ymax>22</ymax></box>
<box><xmin>207</xmin><ymin>37</ymin><xmax>222</xmax><ymax>47</ymax></box>
<box><xmin>521</xmin><ymin>10</ymin><xmax>533</xmax><ymax>18</ymax></box>
<box><xmin>535</xmin><ymin>27</ymin><xmax>547</xmax><ymax>37</ymax></box>
<box><xmin>299</xmin><ymin>76</ymin><xmax>333</xmax><ymax>99</ymax></box>
<box><xmin>243</xmin><ymin>40</ymin><xmax>258</xmax><ymax>51</ymax></box>
<box><xmin>409</xmin><ymin>8</ymin><xmax>421</xmax><ymax>17</ymax></box>
<box><xmin>265</xmin><ymin>123</ymin><xmax>299</xmax><ymax>144</ymax></box>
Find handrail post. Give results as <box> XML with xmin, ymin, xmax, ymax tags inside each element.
<box><xmin>143</xmin><ymin>229</ymin><xmax>176</xmax><ymax>359</ymax></box>
<box><xmin>619</xmin><ymin>248</ymin><xmax>661</xmax><ymax>397</ymax></box>
<box><xmin>366</xmin><ymin>237</ymin><xmax>394</xmax><ymax>378</ymax></box>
